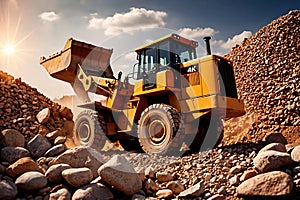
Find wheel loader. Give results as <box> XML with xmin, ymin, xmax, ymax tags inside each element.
<box><xmin>40</xmin><ymin>34</ymin><xmax>245</xmax><ymax>155</ymax></box>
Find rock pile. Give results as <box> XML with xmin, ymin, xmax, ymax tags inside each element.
<box><xmin>223</xmin><ymin>10</ymin><xmax>300</xmax><ymax>145</ymax></box>
<box><xmin>0</xmin><ymin>70</ymin><xmax>74</xmax><ymax>146</ymax></box>
<box><xmin>0</xmin><ymin>132</ymin><xmax>132</xmax><ymax>200</ymax></box>
<box><xmin>149</xmin><ymin>133</ymin><xmax>300</xmax><ymax>199</ymax></box>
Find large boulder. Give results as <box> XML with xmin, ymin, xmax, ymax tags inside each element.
<box><xmin>44</xmin><ymin>144</ymin><xmax>65</xmax><ymax>157</ymax></box>
<box><xmin>6</xmin><ymin>157</ymin><xmax>44</xmax><ymax>177</ymax></box>
<box><xmin>156</xmin><ymin>189</ymin><xmax>173</xmax><ymax>199</ymax></box>
<box><xmin>265</xmin><ymin>132</ymin><xmax>287</xmax><ymax>145</ymax></box>
<box><xmin>49</xmin><ymin>188</ymin><xmax>72</xmax><ymax>200</ymax></box>
<box><xmin>15</xmin><ymin>171</ymin><xmax>48</xmax><ymax>191</ymax></box>
<box><xmin>45</xmin><ymin>163</ymin><xmax>71</xmax><ymax>183</ymax></box>
<box><xmin>27</xmin><ymin>134</ymin><xmax>52</xmax><ymax>158</ymax></box>
<box><xmin>258</xmin><ymin>143</ymin><xmax>287</xmax><ymax>154</ymax></box>
<box><xmin>97</xmin><ymin>155</ymin><xmax>142</xmax><ymax>196</ymax></box>
<box><xmin>49</xmin><ymin>146</ymin><xmax>105</xmax><ymax>178</ymax></box>
<box><xmin>36</xmin><ymin>107</ymin><xmax>51</xmax><ymax>124</ymax></box>
<box><xmin>144</xmin><ymin>179</ymin><xmax>161</xmax><ymax>194</ymax></box>
<box><xmin>72</xmin><ymin>183</ymin><xmax>114</xmax><ymax>200</ymax></box>
<box><xmin>156</xmin><ymin>172</ymin><xmax>173</xmax><ymax>183</ymax></box>
<box><xmin>62</xmin><ymin>167</ymin><xmax>93</xmax><ymax>188</ymax></box>
<box><xmin>166</xmin><ymin>181</ymin><xmax>185</xmax><ymax>195</ymax></box>
<box><xmin>237</xmin><ymin>171</ymin><xmax>293</xmax><ymax>196</ymax></box>
<box><xmin>1</xmin><ymin>129</ymin><xmax>25</xmax><ymax>147</ymax></box>
<box><xmin>1</xmin><ymin>147</ymin><xmax>30</xmax><ymax>163</ymax></box>
<box><xmin>253</xmin><ymin>150</ymin><xmax>292</xmax><ymax>172</ymax></box>
<box><xmin>178</xmin><ymin>181</ymin><xmax>205</xmax><ymax>198</ymax></box>
<box><xmin>0</xmin><ymin>179</ymin><xmax>18</xmax><ymax>200</ymax></box>
<box><xmin>291</xmin><ymin>145</ymin><xmax>300</xmax><ymax>163</ymax></box>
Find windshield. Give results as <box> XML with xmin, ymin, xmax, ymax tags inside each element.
<box><xmin>172</xmin><ymin>42</ymin><xmax>197</xmax><ymax>64</ymax></box>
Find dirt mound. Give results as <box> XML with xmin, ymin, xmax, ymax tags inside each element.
<box><xmin>223</xmin><ymin>10</ymin><xmax>300</xmax><ymax>146</ymax></box>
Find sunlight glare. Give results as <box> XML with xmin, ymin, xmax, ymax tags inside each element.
<box><xmin>3</xmin><ymin>44</ymin><xmax>15</xmax><ymax>55</ymax></box>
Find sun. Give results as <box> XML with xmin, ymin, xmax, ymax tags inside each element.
<box><xmin>3</xmin><ymin>44</ymin><xmax>16</xmax><ymax>56</ymax></box>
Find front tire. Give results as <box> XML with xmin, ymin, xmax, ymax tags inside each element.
<box><xmin>74</xmin><ymin>110</ymin><xmax>107</xmax><ymax>152</ymax></box>
<box><xmin>137</xmin><ymin>104</ymin><xmax>182</xmax><ymax>155</ymax></box>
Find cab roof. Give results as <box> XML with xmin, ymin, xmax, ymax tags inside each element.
<box><xmin>135</xmin><ymin>33</ymin><xmax>199</xmax><ymax>53</ymax></box>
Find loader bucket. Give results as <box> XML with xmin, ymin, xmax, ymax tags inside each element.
<box><xmin>40</xmin><ymin>38</ymin><xmax>114</xmax><ymax>84</ymax></box>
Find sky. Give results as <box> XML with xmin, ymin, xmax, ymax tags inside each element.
<box><xmin>0</xmin><ymin>0</ymin><xmax>299</xmax><ymax>99</ymax></box>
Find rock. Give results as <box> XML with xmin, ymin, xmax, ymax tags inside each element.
<box><xmin>217</xmin><ymin>186</ymin><xmax>226</xmax><ymax>195</ymax></box>
<box><xmin>229</xmin><ymin>175</ymin><xmax>239</xmax><ymax>186</ymax></box>
<box><xmin>285</xmin><ymin>144</ymin><xmax>294</xmax><ymax>153</ymax></box>
<box><xmin>240</xmin><ymin>169</ymin><xmax>258</xmax><ymax>182</ymax></box>
<box><xmin>1</xmin><ymin>146</ymin><xmax>30</xmax><ymax>163</ymax></box>
<box><xmin>144</xmin><ymin>179</ymin><xmax>161</xmax><ymax>194</ymax></box>
<box><xmin>50</xmin><ymin>146</ymin><xmax>104</xmax><ymax>178</ymax></box>
<box><xmin>6</xmin><ymin>157</ymin><xmax>44</xmax><ymax>177</ymax></box>
<box><xmin>135</xmin><ymin>166</ymin><xmax>146</xmax><ymax>182</ymax></box>
<box><xmin>15</xmin><ymin>171</ymin><xmax>47</xmax><ymax>191</ymax></box>
<box><xmin>1</xmin><ymin>129</ymin><xmax>25</xmax><ymax>147</ymax></box>
<box><xmin>44</xmin><ymin>144</ymin><xmax>65</xmax><ymax>157</ymax></box>
<box><xmin>36</xmin><ymin>108</ymin><xmax>51</xmax><ymax>124</ymax></box>
<box><xmin>131</xmin><ymin>194</ymin><xmax>146</xmax><ymax>200</ymax></box>
<box><xmin>62</xmin><ymin>167</ymin><xmax>93</xmax><ymax>188</ymax></box>
<box><xmin>156</xmin><ymin>189</ymin><xmax>173</xmax><ymax>199</ymax></box>
<box><xmin>72</xmin><ymin>183</ymin><xmax>114</xmax><ymax>200</ymax></box>
<box><xmin>166</xmin><ymin>181</ymin><xmax>185</xmax><ymax>195</ymax></box>
<box><xmin>27</xmin><ymin>134</ymin><xmax>52</xmax><ymax>158</ymax></box>
<box><xmin>59</xmin><ymin>106</ymin><xmax>73</xmax><ymax>120</ymax></box>
<box><xmin>62</xmin><ymin>120</ymin><xmax>75</xmax><ymax>138</ymax></box>
<box><xmin>49</xmin><ymin>188</ymin><xmax>71</xmax><ymax>200</ymax></box>
<box><xmin>0</xmin><ymin>179</ymin><xmax>18</xmax><ymax>200</ymax></box>
<box><xmin>253</xmin><ymin>150</ymin><xmax>292</xmax><ymax>172</ymax></box>
<box><xmin>204</xmin><ymin>173</ymin><xmax>212</xmax><ymax>182</ymax></box>
<box><xmin>98</xmin><ymin>155</ymin><xmax>142</xmax><ymax>196</ymax></box>
<box><xmin>0</xmin><ymin>164</ymin><xmax>6</xmax><ymax>173</ymax></box>
<box><xmin>38</xmin><ymin>125</ymin><xmax>50</xmax><ymax>136</ymax></box>
<box><xmin>45</xmin><ymin>163</ymin><xmax>71</xmax><ymax>183</ymax></box>
<box><xmin>54</xmin><ymin>136</ymin><xmax>67</xmax><ymax>145</ymax></box>
<box><xmin>145</xmin><ymin>165</ymin><xmax>156</xmax><ymax>178</ymax></box>
<box><xmin>207</xmin><ymin>194</ymin><xmax>225</xmax><ymax>200</ymax></box>
<box><xmin>229</xmin><ymin>165</ymin><xmax>242</xmax><ymax>174</ymax></box>
<box><xmin>156</xmin><ymin>172</ymin><xmax>173</xmax><ymax>182</ymax></box>
<box><xmin>265</xmin><ymin>132</ymin><xmax>288</xmax><ymax>145</ymax></box>
<box><xmin>46</xmin><ymin>129</ymin><xmax>65</xmax><ymax>141</ymax></box>
<box><xmin>178</xmin><ymin>181</ymin><xmax>204</xmax><ymax>198</ymax></box>
<box><xmin>291</xmin><ymin>145</ymin><xmax>300</xmax><ymax>162</ymax></box>
<box><xmin>237</xmin><ymin>171</ymin><xmax>293</xmax><ymax>196</ymax></box>
<box><xmin>258</xmin><ymin>143</ymin><xmax>287</xmax><ymax>154</ymax></box>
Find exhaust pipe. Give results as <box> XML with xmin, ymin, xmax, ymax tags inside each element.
<box><xmin>203</xmin><ymin>36</ymin><xmax>212</xmax><ymax>55</ymax></box>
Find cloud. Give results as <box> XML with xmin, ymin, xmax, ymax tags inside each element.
<box><xmin>220</xmin><ymin>31</ymin><xmax>252</xmax><ymax>49</ymax></box>
<box><xmin>124</xmin><ymin>51</ymin><xmax>137</xmax><ymax>62</ymax></box>
<box><xmin>39</xmin><ymin>11</ymin><xmax>60</xmax><ymax>22</ymax></box>
<box><xmin>178</xmin><ymin>27</ymin><xmax>218</xmax><ymax>39</ymax></box>
<box><xmin>199</xmin><ymin>31</ymin><xmax>253</xmax><ymax>56</ymax></box>
<box><xmin>87</xmin><ymin>7</ymin><xmax>167</xmax><ymax>35</ymax></box>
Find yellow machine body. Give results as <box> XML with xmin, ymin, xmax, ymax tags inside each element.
<box><xmin>40</xmin><ymin>33</ymin><xmax>245</xmax><ymax>152</ymax></box>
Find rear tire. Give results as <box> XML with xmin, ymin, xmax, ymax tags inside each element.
<box><xmin>74</xmin><ymin>110</ymin><xmax>107</xmax><ymax>152</ymax></box>
<box><xmin>137</xmin><ymin>104</ymin><xmax>182</xmax><ymax>155</ymax></box>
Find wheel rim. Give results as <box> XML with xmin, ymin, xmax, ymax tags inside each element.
<box><xmin>78</xmin><ymin>120</ymin><xmax>91</xmax><ymax>144</ymax></box>
<box><xmin>148</xmin><ymin>119</ymin><xmax>166</xmax><ymax>144</ymax></box>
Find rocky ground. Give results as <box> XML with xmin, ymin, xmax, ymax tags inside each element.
<box><xmin>0</xmin><ymin>9</ymin><xmax>299</xmax><ymax>200</ymax></box>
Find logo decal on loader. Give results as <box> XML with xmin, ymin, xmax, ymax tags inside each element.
<box><xmin>182</xmin><ymin>64</ymin><xmax>199</xmax><ymax>74</ymax></box>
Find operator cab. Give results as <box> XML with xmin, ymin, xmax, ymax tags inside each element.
<box><xmin>133</xmin><ymin>34</ymin><xmax>198</xmax><ymax>90</ymax></box>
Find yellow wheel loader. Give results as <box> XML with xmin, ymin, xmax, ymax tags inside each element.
<box><xmin>40</xmin><ymin>34</ymin><xmax>245</xmax><ymax>155</ymax></box>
